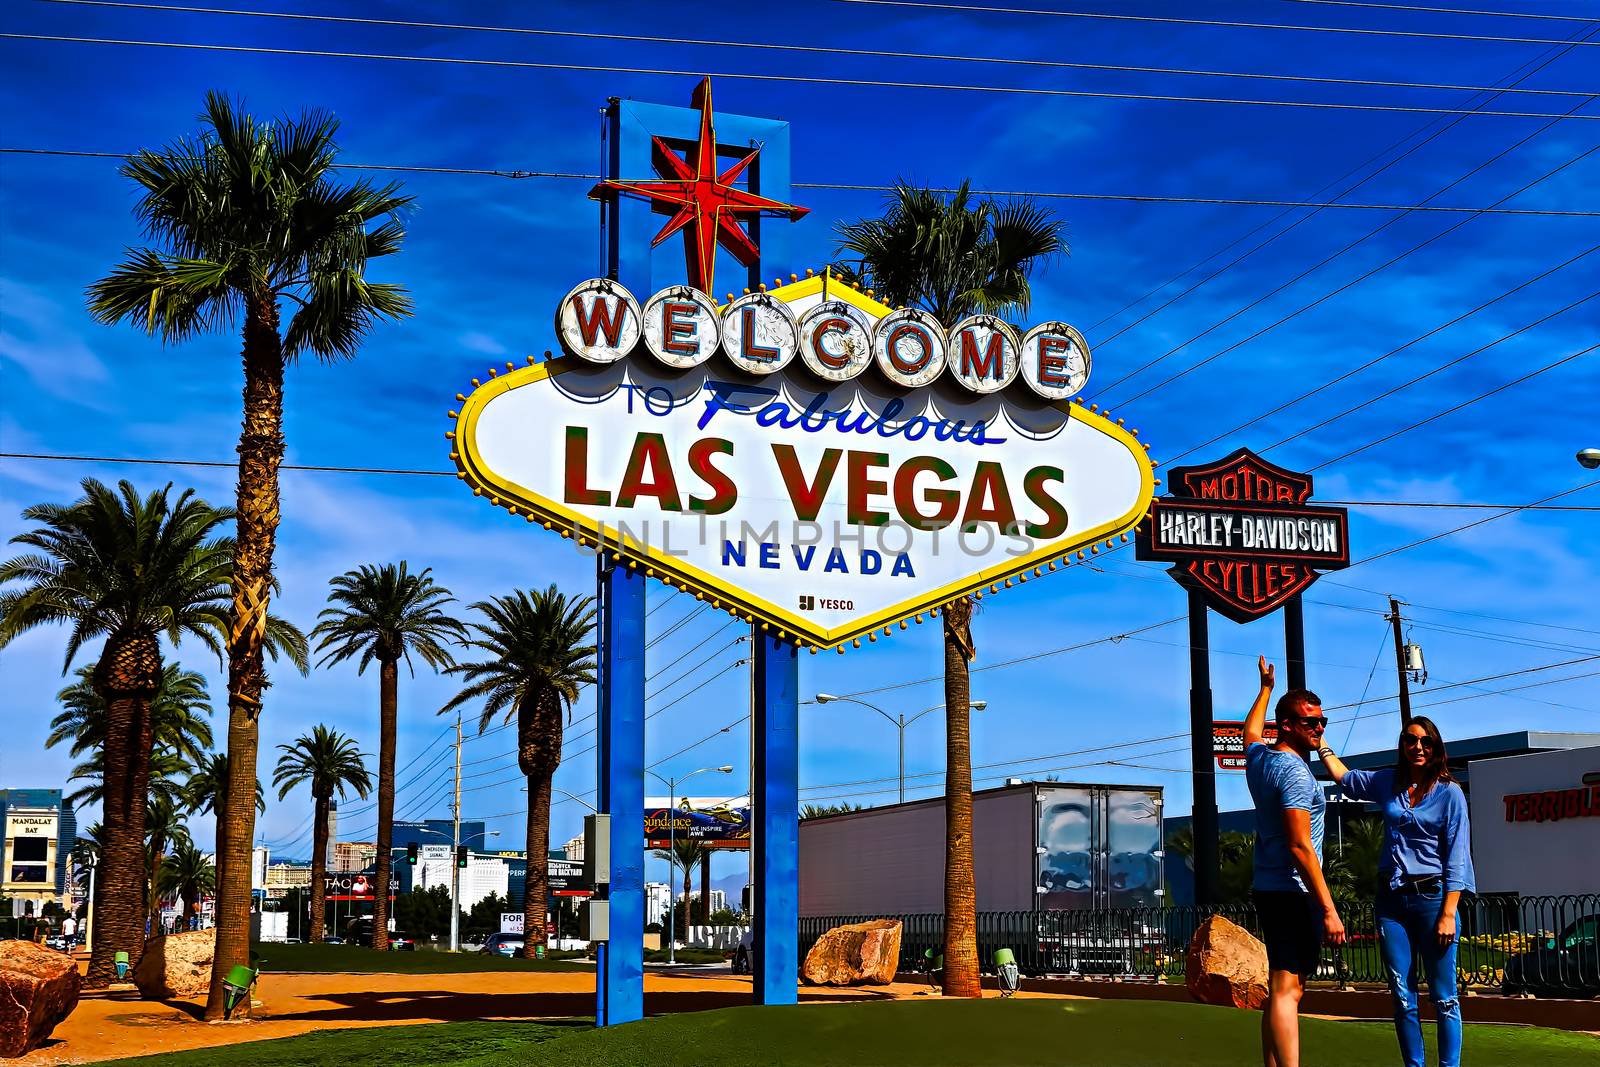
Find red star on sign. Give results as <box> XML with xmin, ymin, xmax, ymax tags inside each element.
<box><xmin>590</xmin><ymin>78</ymin><xmax>808</xmax><ymax>295</ymax></box>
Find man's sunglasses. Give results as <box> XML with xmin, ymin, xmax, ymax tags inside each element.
<box><xmin>1287</xmin><ymin>715</ymin><xmax>1328</xmax><ymax>730</ymax></box>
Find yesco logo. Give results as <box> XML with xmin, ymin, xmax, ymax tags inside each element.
<box><xmin>556</xmin><ymin>276</ymin><xmax>1091</xmax><ymax>400</ymax></box>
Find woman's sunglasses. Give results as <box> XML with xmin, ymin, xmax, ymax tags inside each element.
<box><xmin>1401</xmin><ymin>735</ymin><xmax>1437</xmax><ymax>750</ymax></box>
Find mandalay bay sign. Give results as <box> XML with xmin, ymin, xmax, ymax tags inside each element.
<box><xmin>450</xmin><ymin>81</ymin><xmax>1155</xmax><ymax>651</ymax></box>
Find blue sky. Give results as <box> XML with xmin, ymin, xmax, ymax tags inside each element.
<box><xmin>2</xmin><ymin>1</ymin><xmax>1597</xmax><ymax>896</ymax></box>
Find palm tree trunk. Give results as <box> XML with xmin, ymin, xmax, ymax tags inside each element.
<box><xmin>942</xmin><ymin>597</ymin><xmax>980</xmax><ymax>998</ymax></box>
<box><xmin>310</xmin><ymin>794</ymin><xmax>329</xmax><ymax>943</ymax></box>
<box><xmin>146</xmin><ymin>835</ymin><xmax>166</xmax><ymax>923</ymax></box>
<box><xmin>208</xmin><ymin>291</ymin><xmax>285</xmax><ymax>1020</ymax></box>
<box><xmin>699</xmin><ymin>852</ymin><xmax>711</xmax><ymax>925</ymax></box>
<box><xmin>372</xmin><ymin>658</ymin><xmax>399</xmax><ymax>953</ymax></box>
<box><xmin>211</xmin><ymin>803</ymin><xmax>227</xmax><ymax>933</ymax></box>
<box><xmin>524</xmin><ymin>772</ymin><xmax>552</xmax><ymax>950</ymax></box>
<box><xmin>680</xmin><ymin>863</ymin><xmax>693</xmax><ymax>944</ymax></box>
<box><xmin>86</xmin><ymin>631</ymin><xmax>160</xmax><ymax>987</ymax></box>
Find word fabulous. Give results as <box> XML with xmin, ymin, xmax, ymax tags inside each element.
<box><xmin>555</xmin><ymin>277</ymin><xmax>1091</xmax><ymax>400</ymax></box>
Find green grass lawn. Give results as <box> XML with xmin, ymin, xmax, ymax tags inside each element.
<box><xmin>91</xmin><ymin>1000</ymin><xmax>1600</xmax><ymax>1067</ymax></box>
<box><xmin>251</xmin><ymin>942</ymin><xmax>590</xmax><ymax>974</ymax></box>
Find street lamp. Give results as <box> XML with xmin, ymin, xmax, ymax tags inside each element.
<box><xmin>813</xmin><ymin>695</ymin><xmax>986</xmax><ymax>804</ymax></box>
<box><xmin>1578</xmin><ymin>447</ymin><xmax>1600</xmax><ymax>470</ymax></box>
<box><xmin>646</xmin><ymin>764</ymin><xmax>733</xmax><ymax>964</ymax></box>
<box><xmin>411</xmin><ymin>827</ymin><xmax>499</xmax><ymax>951</ymax></box>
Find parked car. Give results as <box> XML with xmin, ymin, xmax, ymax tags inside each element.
<box><xmin>481</xmin><ymin>932</ymin><xmax>524</xmax><ymax>958</ymax></box>
<box><xmin>733</xmin><ymin>929</ymin><xmax>754</xmax><ymax>975</ymax></box>
<box><xmin>388</xmin><ymin>931</ymin><xmax>417</xmax><ymax>952</ymax></box>
<box><xmin>1503</xmin><ymin>916</ymin><xmax>1600</xmax><ymax>998</ymax></box>
<box><xmin>323</xmin><ymin>936</ymin><xmax>344</xmax><ymax>945</ymax></box>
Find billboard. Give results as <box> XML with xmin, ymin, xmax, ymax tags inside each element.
<box><xmin>324</xmin><ymin>868</ymin><xmax>400</xmax><ymax>901</ymax></box>
<box><xmin>645</xmin><ymin>796</ymin><xmax>752</xmax><ymax>849</ymax></box>
<box><xmin>1212</xmin><ymin>720</ymin><xmax>1279</xmax><ymax>770</ymax></box>
<box><xmin>548</xmin><ymin>858</ymin><xmax>592</xmax><ymax>897</ymax></box>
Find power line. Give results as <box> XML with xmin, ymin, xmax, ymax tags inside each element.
<box><xmin>1311</xmin><ymin>341</ymin><xmax>1599</xmax><ymax>469</ymax></box>
<box><xmin>7</xmin><ymin>32</ymin><xmax>1600</xmax><ymax>119</ymax></box>
<box><xmin>1274</xmin><ymin>0</ymin><xmax>1599</xmax><ymax>25</ymax></box>
<box><xmin>836</xmin><ymin>0</ymin><xmax>1600</xmax><ymax>47</ymax></box>
<box><xmin>1352</xmin><ymin>476</ymin><xmax>1600</xmax><ymax>566</ymax></box>
<box><xmin>9</xmin><ymin>147</ymin><xmax>1600</xmax><ymax>216</ymax></box>
<box><xmin>1169</xmin><ymin>243</ymin><xmax>1600</xmax><ymax>462</ymax></box>
<box><xmin>1257</xmin><ymin>288</ymin><xmax>1600</xmax><ymax>457</ymax></box>
<box><xmin>1091</xmin><ymin>118</ymin><xmax>1600</xmax><ymax>405</ymax></box>
<box><xmin>3</xmin><ymin>453</ymin><xmax>1593</xmax><ymax>515</ymax></box>
<box><xmin>37</xmin><ymin>0</ymin><xmax>1598</xmax><ymax>99</ymax></box>
<box><xmin>1085</xmin><ymin>20</ymin><xmax>1594</xmax><ymax>341</ymax></box>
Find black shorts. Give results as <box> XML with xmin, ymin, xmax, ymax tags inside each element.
<box><xmin>1253</xmin><ymin>890</ymin><xmax>1323</xmax><ymax>977</ymax></box>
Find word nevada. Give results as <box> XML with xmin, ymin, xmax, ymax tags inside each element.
<box><xmin>555</xmin><ymin>276</ymin><xmax>1092</xmax><ymax>399</ymax></box>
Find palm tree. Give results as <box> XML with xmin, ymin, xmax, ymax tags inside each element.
<box><xmin>144</xmin><ymin>795</ymin><xmax>193</xmax><ymax>920</ymax></box>
<box><xmin>0</xmin><ymin>479</ymin><xmax>232</xmax><ymax>986</ymax></box>
<box><xmin>311</xmin><ymin>563</ymin><xmax>462</xmax><ymax>952</ymax></box>
<box><xmin>184</xmin><ymin>752</ymin><xmax>265</xmax><ymax>914</ymax></box>
<box><xmin>52</xmin><ymin>663</ymin><xmax>214</xmax><ymax>886</ymax></box>
<box><xmin>834</xmin><ymin>183</ymin><xmax>1066</xmax><ymax>999</ymax></box>
<box><xmin>442</xmin><ymin>587</ymin><xmax>596</xmax><ymax>951</ymax></box>
<box><xmin>159</xmin><ymin>841</ymin><xmax>215</xmax><ymax>931</ymax></box>
<box><xmin>87</xmin><ymin>92</ymin><xmax>412</xmax><ymax>1016</ymax></box>
<box><xmin>50</xmin><ymin>663</ymin><xmax>214</xmax><ymax>769</ymax></box>
<box><xmin>272</xmin><ymin>726</ymin><xmax>373</xmax><ymax>943</ymax></box>
<box><xmin>651</xmin><ymin>838</ymin><xmax>710</xmax><ymax>941</ymax></box>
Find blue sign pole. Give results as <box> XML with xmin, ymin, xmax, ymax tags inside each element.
<box><xmin>595</xmin><ymin>552</ymin><xmax>645</xmax><ymax>1026</ymax></box>
<box><xmin>752</xmin><ymin>633</ymin><xmax>799</xmax><ymax>1005</ymax></box>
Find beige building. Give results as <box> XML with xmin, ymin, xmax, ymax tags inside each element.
<box><xmin>2</xmin><ymin>807</ymin><xmax>60</xmax><ymax>910</ymax></box>
<box><xmin>264</xmin><ymin>862</ymin><xmax>312</xmax><ymax>895</ymax></box>
<box><xmin>331</xmin><ymin>841</ymin><xmax>377</xmax><ymax>873</ymax></box>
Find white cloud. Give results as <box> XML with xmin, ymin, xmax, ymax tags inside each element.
<box><xmin>0</xmin><ymin>278</ymin><xmax>114</xmax><ymax>409</ymax></box>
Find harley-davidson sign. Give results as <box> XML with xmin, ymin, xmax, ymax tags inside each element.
<box><xmin>1135</xmin><ymin>448</ymin><xmax>1349</xmax><ymax>623</ymax></box>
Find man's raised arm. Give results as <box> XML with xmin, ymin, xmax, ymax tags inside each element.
<box><xmin>1243</xmin><ymin>655</ymin><xmax>1275</xmax><ymax>747</ymax></box>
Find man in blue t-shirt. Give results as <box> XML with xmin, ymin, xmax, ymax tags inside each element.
<box><xmin>1244</xmin><ymin>657</ymin><xmax>1345</xmax><ymax>1067</ymax></box>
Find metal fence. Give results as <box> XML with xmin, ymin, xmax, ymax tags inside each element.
<box><xmin>799</xmin><ymin>894</ymin><xmax>1600</xmax><ymax>995</ymax></box>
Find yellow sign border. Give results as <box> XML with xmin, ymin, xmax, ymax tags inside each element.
<box><xmin>452</xmin><ymin>353</ymin><xmax>1155</xmax><ymax>650</ymax></box>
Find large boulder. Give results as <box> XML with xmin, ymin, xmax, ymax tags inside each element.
<box><xmin>133</xmin><ymin>929</ymin><xmax>215</xmax><ymax>1000</ymax></box>
<box><xmin>802</xmin><ymin>919</ymin><xmax>902</xmax><ymax>986</ymax></box>
<box><xmin>0</xmin><ymin>940</ymin><xmax>82</xmax><ymax>1058</ymax></box>
<box><xmin>1185</xmin><ymin>914</ymin><xmax>1269</xmax><ymax>1010</ymax></box>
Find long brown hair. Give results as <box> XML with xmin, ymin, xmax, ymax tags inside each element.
<box><xmin>1393</xmin><ymin>715</ymin><xmax>1455</xmax><ymax>792</ymax></box>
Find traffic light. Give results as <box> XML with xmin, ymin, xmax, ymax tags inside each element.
<box><xmin>455</xmin><ymin>845</ymin><xmax>468</xmax><ymax>869</ymax></box>
<box><xmin>406</xmin><ymin>842</ymin><xmax>418</xmax><ymax>866</ymax></box>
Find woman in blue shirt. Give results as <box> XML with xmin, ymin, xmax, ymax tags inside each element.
<box><xmin>1321</xmin><ymin>716</ymin><xmax>1475</xmax><ymax>1067</ymax></box>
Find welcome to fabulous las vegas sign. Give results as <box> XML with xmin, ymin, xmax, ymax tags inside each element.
<box><xmin>448</xmin><ymin>79</ymin><xmax>1156</xmax><ymax>651</ymax></box>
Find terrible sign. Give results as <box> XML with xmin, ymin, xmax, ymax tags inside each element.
<box><xmin>1136</xmin><ymin>448</ymin><xmax>1348</xmax><ymax>623</ymax></box>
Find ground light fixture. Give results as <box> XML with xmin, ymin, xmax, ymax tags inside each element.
<box><xmin>1579</xmin><ymin>447</ymin><xmax>1600</xmax><ymax>470</ymax></box>
<box><xmin>995</xmin><ymin>948</ymin><xmax>1020</xmax><ymax>996</ymax></box>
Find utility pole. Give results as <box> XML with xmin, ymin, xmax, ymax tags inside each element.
<box><xmin>450</xmin><ymin>712</ymin><xmax>463</xmax><ymax>952</ymax></box>
<box><xmin>1387</xmin><ymin>597</ymin><xmax>1413</xmax><ymax>726</ymax></box>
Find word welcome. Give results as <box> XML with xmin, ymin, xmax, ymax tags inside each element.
<box><xmin>555</xmin><ymin>277</ymin><xmax>1091</xmax><ymax>399</ymax></box>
